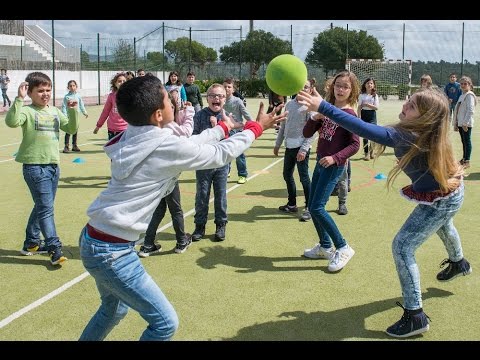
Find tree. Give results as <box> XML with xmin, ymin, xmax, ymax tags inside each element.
<box><xmin>220</xmin><ymin>30</ymin><xmax>292</xmax><ymax>79</ymax></box>
<box><xmin>306</xmin><ymin>27</ymin><xmax>384</xmax><ymax>75</ymax></box>
<box><xmin>81</xmin><ymin>50</ymin><xmax>90</xmax><ymax>64</ymax></box>
<box><xmin>164</xmin><ymin>37</ymin><xmax>217</xmax><ymax>74</ymax></box>
<box><xmin>113</xmin><ymin>39</ymin><xmax>135</xmax><ymax>69</ymax></box>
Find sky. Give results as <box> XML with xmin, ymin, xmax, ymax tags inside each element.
<box><xmin>24</xmin><ymin>20</ymin><xmax>480</xmax><ymax>63</ymax></box>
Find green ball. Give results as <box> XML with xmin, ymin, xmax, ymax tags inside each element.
<box><xmin>266</xmin><ymin>54</ymin><xmax>308</xmax><ymax>96</ymax></box>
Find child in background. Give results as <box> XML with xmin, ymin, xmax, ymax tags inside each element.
<box><xmin>5</xmin><ymin>72</ymin><xmax>79</xmax><ymax>265</ymax></box>
<box><xmin>138</xmin><ymin>88</ymin><xmax>195</xmax><ymax>257</ymax></box>
<box><xmin>191</xmin><ymin>84</ymin><xmax>244</xmax><ymax>243</ymax></box>
<box><xmin>62</xmin><ymin>80</ymin><xmax>88</xmax><ymax>153</ymax></box>
<box><xmin>183</xmin><ymin>71</ymin><xmax>203</xmax><ymax>113</ymax></box>
<box><xmin>297</xmin><ymin>86</ymin><xmax>471</xmax><ymax>338</ymax></box>
<box><xmin>125</xmin><ymin>71</ymin><xmax>135</xmax><ymax>81</ymax></box>
<box><xmin>302</xmin><ymin>70</ymin><xmax>360</xmax><ymax>271</ymax></box>
<box><xmin>274</xmin><ymin>80</ymin><xmax>316</xmax><ymax>222</ymax></box>
<box><xmin>223</xmin><ymin>77</ymin><xmax>253</xmax><ymax>185</ymax></box>
<box><xmin>357</xmin><ymin>77</ymin><xmax>379</xmax><ymax>161</ymax></box>
<box><xmin>0</xmin><ymin>68</ymin><xmax>12</xmax><ymax>108</ymax></box>
<box><xmin>444</xmin><ymin>73</ymin><xmax>462</xmax><ymax>119</ymax></box>
<box><xmin>165</xmin><ymin>71</ymin><xmax>187</xmax><ymax>103</ymax></box>
<box><xmin>454</xmin><ymin>75</ymin><xmax>476</xmax><ymax>169</ymax></box>
<box><xmin>94</xmin><ymin>72</ymin><xmax>128</xmax><ymax>140</ymax></box>
<box><xmin>78</xmin><ymin>75</ymin><xmax>286</xmax><ymax>341</ymax></box>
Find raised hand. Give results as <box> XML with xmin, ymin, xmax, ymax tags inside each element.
<box><xmin>17</xmin><ymin>82</ymin><xmax>28</xmax><ymax>99</ymax></box>
<box><xmin>255</xmin><ymin>102</ymin><xmax>288</xmax><ymax>131</ymax></box>
<box><xmin>296</xmin><ymin>87</ymin><xmax>324</xmax><ymax>113</ymax></box>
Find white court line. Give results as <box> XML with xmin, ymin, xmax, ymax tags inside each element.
<box><xmin>0</xmin><ymin>137</ymin><xmax>108</xmax><ymax>163</ymax></box>
<box><xmin>0</xmin><ymin>156</ymin><xmax>284</xmax><ymax>329</ymax></box>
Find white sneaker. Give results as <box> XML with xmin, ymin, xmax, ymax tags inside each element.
<box><xmin>303</xmin><ymin>243</ymin><xmax>335</xmax><ymax>259</ymax></box>
<box><xmin>328</xmin><ymin>245</ymin><xmax>355</xmax><ymax>272</ymax></box>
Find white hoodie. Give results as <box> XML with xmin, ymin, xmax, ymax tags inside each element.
<box><xmin>87</xmin><ymin>123</ymin><xmax>256</xmax><ymax>241</ymax></box>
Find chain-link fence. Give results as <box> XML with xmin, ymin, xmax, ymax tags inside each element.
<box><xmin>2</xmin><ymin>20</ymin><xmax>480</xmax><ymax>105</ymax></box>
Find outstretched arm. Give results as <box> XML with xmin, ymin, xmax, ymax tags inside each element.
<box><xmin>296</xmin><ymin>88</ymin><xmax>397</xmax><ymax>147</ymax></box>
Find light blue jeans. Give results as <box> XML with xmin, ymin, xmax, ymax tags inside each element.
<box><xmin>392</xmin><ymin>183</ymin><xmax>465</xmax><ymax>310</ymax></box>
<box><xmin>309</xmin><ymin>155</ymin><xmax>347</xmax><ymax>249</ymax></box>
<box><xmin>22</xmin><ymin>164</ymin><xmax>62</xmax><ymax>251</ymax></box>
<box><xmin>78</xmin><ymin>227</ymin><xmax>179</xmax><ymax>341</ymax></box>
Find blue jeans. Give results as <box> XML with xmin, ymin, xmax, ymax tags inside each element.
<box><xmin>283</xmin><ymin>147</ymin><xmax>311</xmax><ymax>207</ymax></box>
<box><xmin>229</xmin><ymin>129</ymin><xmax>248</xmax><ymax>177</ymax></box>
<box><xmin>458</xmin><ymin>127</ymin><xmax>472</xmax><ymax>161</ymax></box>
<box><xmin>392</xmin><ymin>183</ymin><xmax>465</xmax><ymax>310</ymax></box>
<box><xmin>2</xmin><ymin>88</ymin><xmax>11</xmax><ymax>106</ymax></box>
<box><xmin>22</xmin><ymin>164</ymin><xmax>62</xmax><ymax>251</ymax></box>
<box><xmin>194</xmin><ymin>164</ymin><xmax>229</xmax><ymax>225</ymax></box>
<box><xmin>309</xmin><ymin>156</ymin><xmax>347</xmax><ymax>249</ymax></box>
<box><xmin>233</xmin><ymin>153</ymin><xmax>248</xmax><ymax>177</ymax></box>
<box><xmin>79</xmin><ymin>227</ymin><xmax>178</xmax><ymax>341</ymax></box>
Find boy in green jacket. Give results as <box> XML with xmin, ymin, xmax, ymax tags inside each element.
<box><xmin>5</xmin><ymin>72</ymin><xmax>79</xmax><ymax>265</ymax></box>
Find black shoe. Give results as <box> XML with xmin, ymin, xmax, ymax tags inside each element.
<box><xmin>386</xmin><ymin>302</ymin><xmax>430</xmax><ymax>338</ymax></box>
<box><xmin>214</xmin><ymin>223</ymin><xmax>226</xmax><ymax>242</ymax></box>
<box><xmin>49</xmin><ymin>247</ymin><xmax>67</xmax><ymax>265</ymax></box>
<box><xmin>72</xmin><ymin>145</ymin><xmax>81</xmax><ymax>152</ymax></box>
<box><xmin>192</xmin><ymin>224</ymin><xmax>206</xmax><ymax>242</ymax></box>
<box><xmin>278</xmin><ymin>204</ymin><xmax>298</xmax><ymax>213</ymax></box>
<box><xmin>175</xmin><ymin>234</ymin><xmax>192</xmax><ymax>254</ymax></box>
<box><xmin>437</xmin><ymin>258</ymin><xmax>472</xmax><ymax>281</ymax></box>
<box><xmin>20</xmin><ymin>240</ymin><xmax>48</xmax><ymax>256</ymax></box>
<box><xmin>138</xmin><ymin>244</ymin><xmax>162</xmax><ymax>258</ymax></box>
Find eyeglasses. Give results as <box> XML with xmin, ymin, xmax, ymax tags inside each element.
<box><xmin>334</xmin><ymin>83</ymin><xmax>351</xmax><ymax>90</ymax></box>
<box><xmin>207</xmin><ymin>94</ymin><xmax>226</xmax><ymax>99</ymax></box>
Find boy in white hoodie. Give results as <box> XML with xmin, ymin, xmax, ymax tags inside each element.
<box><xmin>78</xmin><ymin>75</ymin><xmax>287</xmax><ymax>341</ymax></box>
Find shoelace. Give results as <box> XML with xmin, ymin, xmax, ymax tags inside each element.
<box><xmin>439</xmin><ymin>258</ymin><xmax>452</xmax><ymax>268</ymax></box>
<box><xmin>394</xmin><ymin>301</ymin><xmax>431</xmax><ymax>328</ymax></box>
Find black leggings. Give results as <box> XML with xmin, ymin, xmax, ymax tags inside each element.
<box><xmin>360</xmin><ymin>109</ymin><xmax>377</xmax><ymax>154</ymax></box>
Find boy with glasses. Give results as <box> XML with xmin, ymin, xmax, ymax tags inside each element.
<box><xmin>191</xmin><ymin>84</ymin><xmax>243</xmax><ymax>242</ymax></box>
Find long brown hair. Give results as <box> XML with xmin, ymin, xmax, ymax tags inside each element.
<box><xmin>378</xmin><ymin>88</ymin><xmax>463</xmax><ymax>192</ymax></box>
<box><xmin>325</xmin><ymin>70</ymin><xmax>360</xmax><ymax>108</ymax></box>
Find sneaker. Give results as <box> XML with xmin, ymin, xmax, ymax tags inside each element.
<box><xmin>436</xmin><ymin>258</ymin><xmax>472</xmax><ymax>282</ymax></box>
<box><xmin>337</xmin><ymin>203</ymin><xmax>348</xmax><ymax>215</ymax></box>
<box><xmin>386</xmin><ymin>302</ymin><xmax>430</xmax><ymax>338</ymax></box>
<box><xmin>138</xmin><ymin>244</ymin><xmax>162</xmax><ymax>258</ymax></box>
<box><xmin>279</xmin><ymin>204</ymin><xmax>298</xmax><ymax>213</ymax></box>
<box><xmin>49</xmin><ymin>247</ymin><xmax>67</xmax><ymax>265</ymax></box>
<box><xmin>192</xmin><ymin>224</ymin><xmax>206</xmax><ymax>242</ymax></box>
<box><xmin>299</xmin><ymin>208</ymin><xmax>311</xmax><ymax>222</ymax></box>
<box><xmin>175</xmin><ymin>234</ymin><xmax>192</xmax><ymax>254</ymax></box>
<box><xmin>348</xmin><ymin>185</ymin><xmax>351</xmax><ymax>192</ymax></box>
<box><xmin>228</xmin><ymin>171</ymin><xmax>231</xmax><ymax>178</ymax></box>
<box><xmin>20</xmin><ymin>241</ymin><xmax>48</xmax><ymax>256</ymax></box>
<box><xmin>303</xmin><ymin>243</ymin><xmax>335</xmax><ymax>260</ymax></box>
<box><xmin>214</xmin><ymin>223</ymin><xmax>226</xmax><ymax>242</ymax></box>
<box><xmin>463</xmin><ymin>160</ymin><xmax>470</xmax><ymax>169</ymax></box>
<box><xmin>237</xmin><ymin>176</ymin><xmax>247</xmax><ymax>184</ymax></box>
<box><xmin>327</xmin><ymin>245</ymin><xmax>355</xmax><ymax>272</ymax></box>
<box><xmin>363</xmin><ymin>154</ymin><xmax>370</xmax><ymax>161</ymax></box>
<box><xmin>72</xmin><ymin>145</ymin><xmax>81</xmax><ymax>152</ymax></box>
<box><xmin>63</xmin><ymin>146</ymin><xmax>70</xmax><ymax>153</ymax></box>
